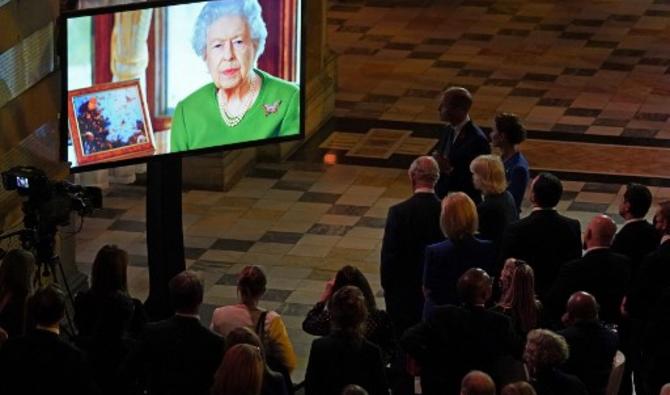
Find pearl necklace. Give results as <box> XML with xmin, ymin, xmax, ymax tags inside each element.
<box><xmin>217</xmin><ymin>75</ymin><xmax>259</xmax><ymax>128</ymax></box>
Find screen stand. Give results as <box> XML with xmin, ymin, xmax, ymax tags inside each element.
<box><xmin>144</xmin><ymin>157</ymin><xmax>185</xmax><ymax>320</ymax></box>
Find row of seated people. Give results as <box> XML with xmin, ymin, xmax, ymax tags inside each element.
<box><xmin>0</xmin><ymin>256</ymin><xmax>650</xmax><ymax>395</ymax></box>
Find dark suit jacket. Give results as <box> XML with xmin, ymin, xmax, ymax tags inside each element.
<box><xmin>531</xmin><ymin>368</ymin><xmax>588</xmax><ymax>395</ymax></box>
<box><xmin>477</xmin><ymin>191</ymin><xmax>518</xmax><ymax>249</ymax></box>
<box><xmin>627</xmin><ymin>240</ymin><xmax>670</xmax><ymax>323</ymax></box>
<box><xmin>499</xmin><ymin>209</ymin><xmax>582</xmax><ymax>301</ymax></box>
<box><xmin>611</xmin><ymin>219</ymin><xmax>659</xmax><ymax>278</ymax></box>
<box><xmin>547</xmin><ymin>248</ymin><xmax>631</xmax><ymax>325</ymax></box>
<box><xmin>380</xmin><ymin>192</ymin><xmax>443</xmax><ymax>334</ymax></box>
<box><xmin>435</xmin><ymin>120</ymin><xmax>490</xmax><ymax>203</ymax></box>
<box><xmin>0</xmin><ymin>329</ymin><xmax>97</xmax><ymax>395</ymax></box>
<box><xmin>74</xmin><ymin>290</ymin><xmax>147</xmax><ymax>339</ymax></box>
<box><xmin>263</xmin><ymin>367</ymin><xmax>289</xmax><ymax>395</ymax></box>
<box><xmin>125</xmin><ymin>315</ymin><xmax>225</xmax><ymax>395</ymax></box>
<box><xmin>642</xmin><ymin>286</ymin><xmax>670</xmax><ymax>395</ymax></box>
<box><xmin>304</xmin><ymin>334</ymin><xmax>388</xmax><ymax>395</ymax></box>
<box><xmin>422</xmin><ymin>235</ymin><xmax>496</xmax><ymax>317</ymax></box>
<box><xmin>558</xmin><ymin>321</ymin><xmax>619</xmax><ymax>395</ymax></box>
<box><xmin>401</xmin><ymin>305</ymin><xmax>519</xmax><ymax>395</ymax></box>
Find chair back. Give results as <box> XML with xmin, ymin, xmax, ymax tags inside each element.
<box><xmin>605</xmin><ymin>350</ymin><xmax>626</xmax><ymax>395</ymax></box>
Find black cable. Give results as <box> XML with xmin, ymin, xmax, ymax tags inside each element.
<box><xmin>53</xmin><ymin>258</ymin><xmax>78</xmax><ymax>339</ymax></box>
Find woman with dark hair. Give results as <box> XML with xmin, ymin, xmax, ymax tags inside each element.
<box><xmin>0</xmin><ymin>249</ymin><xmax>35</xmax><ymax>338</ymax></box>
<box><xmin>212</xmin><ymin>343</ymin><xmax>265</xmax><ymax>395</ymax></box>
<box><xmin>492</xmin><ymin>259</ymin><xmax>541</xmax><ymax>341</ymax></box>
<box><xmin>226</xmin><ymin>327</ymin><xmax>289</xmax><ymax>395</ymax></box>
<box><xmin>302</xmin><ymin>265</ymin><xmax>395</xmax><ymax>364</ymax></box>
<box><xmin>490</xmin><ymin>113</ymin><xmax>529</xmax><ymax>212</ymax></box>
<box><xmin>74</xmin><ymin>245</ymin><xmax>146</xmax><ymax>339</ymax></box>
<box><xmin>81</xmin><ymin>291</ymin><xmax>138</xmax><ymax>395</ymax></box>
<box><xmin>305</xmin><ymin>286</ymin><xmax>389</xmax><ymax>395</ymax></box>
<box><xmin>210</xmin><ymin>265</ymin><xmax>297</xmax><ymax>380</ymax></box>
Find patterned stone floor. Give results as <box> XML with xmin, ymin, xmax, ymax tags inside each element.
<box><xmin>328</xmin><ymin>0</ymin><xmax>670</xmax><ymax>139</ymax></box>
<box><xmin>75</xmin><ymin>159</ymin><xmax>670</xmax><ymax>383</ymax></box>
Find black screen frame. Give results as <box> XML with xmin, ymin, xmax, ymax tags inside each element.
<box><xmin>59</xmin><ymin>0</ymin><xmax>306</xmax><ymax>174</ymax></box>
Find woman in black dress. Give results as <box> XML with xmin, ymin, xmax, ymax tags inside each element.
<box><xmin>305</xmin><ymin>286</ymin><xmax>389</xmax><ymax>395</ymax></box>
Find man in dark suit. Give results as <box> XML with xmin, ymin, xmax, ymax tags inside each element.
<box><xmin>612</xmin><ymin>183</ymin><xmax>659</xmax><ymax>275</ymax></box>
<box><xmin>401</xmin><ymin>268</ymin><xmax>518</xmax><ymax>395</ymax></box>
<box><xmin>381</xmin><ymin>155</ymin><xmax>444</xmax><ymax>336</ymax></box>
<box><xmin>433</xmin><ymin>86</ymin><xmax>490</xmax><ymax>203</ymax></box>
<box><xmin>499</xmin><ymin>172</ymin><xmax>582</xmax><ymax>301</ymax></box>
<box><xmin>126</xmin><ymin>270</ymin><xmax>225</xmax><ymax>395</ymax></box>
<box><xmin>625</xmin><ymin>200</ymin><xmax>670</xmax><ymax>324</ymax></box>
<box><xmin>612</xmin><ymin>184</ymin><xmax>658</xmax><ymax>395</ymax></box>
<box><xmin>558</xmin><ymin>292</ymin><xmax>618</xmax><ymax>395</ymax></box>
<box><xmin>624</xmin><ymin>201</ymin><xmax>670</xmax><ymax>395</ymax></box>
<box><xmin>381</xmin><ymin>155</ymin><xmax>443</xmax><ymax>395</ymax></box>
<box><xmin>641</xmin><ymin>286</ymin><xmax>670</xmax><ymax>395</ymax></box>
<box><xmin>547</xmin><ymin>215</ymin><xmax>631</xmax><ymax>325</ymax></box>
<box><xmin>0</xmin><ymin>285</ymin><xmax>97</xmax><ymax>395</ymax></box>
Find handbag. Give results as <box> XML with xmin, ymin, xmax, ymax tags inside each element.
<box><xmin>255</xmin><ymin>310</ymin><xmax>295</xmax><ymax>394</ymax></box>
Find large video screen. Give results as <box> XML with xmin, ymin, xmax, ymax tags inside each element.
<box><xmin>61</xmin><ymin>0</ymin><xmax>303</xmax><ymax>172</ymax></box>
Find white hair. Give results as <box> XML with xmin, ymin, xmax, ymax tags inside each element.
<box><xmin>192</xmin><ymin>0</ymin><xmax>268</xmax><ymax>64</ymax></box>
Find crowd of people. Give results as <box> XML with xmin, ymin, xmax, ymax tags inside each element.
<box><xmin>1</xmin><ymin>86</ymin><xmax>669</xmax><ymax>395</ymax></box>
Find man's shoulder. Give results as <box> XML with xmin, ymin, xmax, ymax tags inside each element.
<box><xmin>426</xmin><ymin>239</ymin><xmax>452</xmax><ymax>252</ymax></box>
<box><xmin>393</xmin><ymin>193</ymin><xmax>440</xmax><ymax>211</ymax></box>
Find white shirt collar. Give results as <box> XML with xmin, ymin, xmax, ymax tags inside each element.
<box><xmin>531</xmin><ymin>207</ymin><xmax>556</xmax><ymax>212</ymax></box>
<box><xmin>623</xmin><ymin>218</ymin><xmax>645</xmax><ymax>225</ymax></box>
<box><xmin>584</xmin><ymin>246</ymin><xmax>609</xmax><ymax>255</ymax></box>
<box><xmin>414</xmin><ymin>187</ymin><xmax>435</xmax><ymax>194</ymax></box>
<box><xmin>450</xmin><ymin>115</ymin><xmax>471</xmax><ymax>139</ymax></box>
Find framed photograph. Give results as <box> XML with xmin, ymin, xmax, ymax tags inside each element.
<box><xmin>67</xmin><ymin>79</ymin><xmax>155</xmax><ymax>166</ymax></box>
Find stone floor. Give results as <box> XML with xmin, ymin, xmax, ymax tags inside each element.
<box><xmin>75</xmin><ymin>159</ymin><xmax>670</xmax><ymax>383</ymax></box>
<box><xmin>329</xmin><ymin>0</ymin><xmax>670</xmax><ymax>139</ymax></box>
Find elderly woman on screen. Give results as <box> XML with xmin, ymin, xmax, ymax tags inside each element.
<box><xmin>170</xmin><ymin>0</ymin><xmax>300</xmax><ymax>152</ymax></box>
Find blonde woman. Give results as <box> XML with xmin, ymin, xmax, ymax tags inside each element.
<box><xmin>422</xmin><ymin>192</ymin><xmax>496</xmax><ymax>318</ymax></box>
<box><xmin>470</xmin><ymin>154</ymin><xmax>518</xmax><ymax>248</ymax></box>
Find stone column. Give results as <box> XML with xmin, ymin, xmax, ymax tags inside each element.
<box><xmin>257</xmin><ymin>0</ymin><xmax>337</xmax><ymax>162</ymax></box>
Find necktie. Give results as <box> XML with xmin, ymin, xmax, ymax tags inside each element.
<box><xmin>442</xmin><ymin>125</ymin><xmax>455</xmax><ymax>158</ymax></box>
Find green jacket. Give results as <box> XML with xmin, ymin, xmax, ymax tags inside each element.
<box><xmin>170</xmin><ymin>69</ymin><xmax>300</xmax><ymax>152</ymax></box>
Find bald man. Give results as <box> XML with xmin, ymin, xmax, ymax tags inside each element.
<box><xmin>460</xmin><ymin>371</ymin><xmax>496</xmax><ymax>395</ymax></box>
<box><xmin>433</xmin><ymin>87</ymin><xmax>490</xmax><ymax>202</ymax></box>
<box><xmin>547</xmin><ymin>215</ymin><xmax>631</xmax><ymax>325</ymax></box>
<box><xmin>401</xmin><ymin>268</ymin><xmax>518</xmax><ymax>395</ymax></box>
<box><xmin>558</xmin><ymin>292</ymin><xmax>618</xmax><ymax>395</ymax></box>
<box><xmin>381</xmin><ymin>156</ymin><xmax>444</xmax><ymax>394</ymax></box>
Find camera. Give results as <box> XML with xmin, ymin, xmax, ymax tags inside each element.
<box><xmin>2</xmin><ymin>166</ymin><xmax>48</xmax><ymax>196</ymax></box>
<box><xmin>1</xmin><ymin>166</ymin><xmax>102</xmax><ymax>227</ymax></box>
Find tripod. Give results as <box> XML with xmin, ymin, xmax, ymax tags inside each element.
<box><xmin>0</xmin><ymin>205</ymin><xmax>79</xmax><ymax>338</ymax></box>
